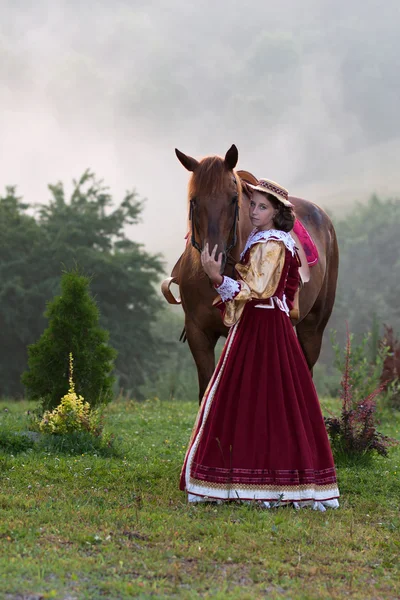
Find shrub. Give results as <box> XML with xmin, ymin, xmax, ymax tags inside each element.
<box><xmin>37</xmin><ymin>353</ymin><xmax>103</xmax><ymax>436</ymax></box>
<box><xmin>325</xmin><ymin>325</ymin><xmax>397</xmax><ymax>459</ymax></box>
<box><xmin>22</xmin><ymin>269</ymin><xmax>117</xmax><ymax>412</ymax></box>
<box><xmin>331</xmin><ymin>326</ymin><xmax>388</xmax><ymax>403</ymax></box>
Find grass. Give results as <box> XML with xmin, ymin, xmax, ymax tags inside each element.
<box><xmin>0</xmin><ymin>398</ymin><xmax>399</xmax><ymax>599</ymax></box>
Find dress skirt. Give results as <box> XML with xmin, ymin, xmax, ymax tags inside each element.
<box><xmin>180</xmin><ymin>301</ymin><xmax>339</xmax><ymax>504</ymax></box>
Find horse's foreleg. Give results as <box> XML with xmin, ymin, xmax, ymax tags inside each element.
<box><xmin>185</xmin><ymin>319</ymin><xmax>219</xmax><ymax>404</ymax></box>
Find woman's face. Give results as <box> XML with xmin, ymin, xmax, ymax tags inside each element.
<box><xmin>249</xmin><ymin>191</ymin><xmax>278</xmax><ymax>230</ymax></box>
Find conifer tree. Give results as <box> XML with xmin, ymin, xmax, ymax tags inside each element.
<box><xmin>0</xmin><ymin>172</ymin><xmax>163</xmax><ymax>399</ymax></box>
<box><xmin>22</xmin><ymin>269</ymin><xmax>117</xmax><ymax>411</ymax></box>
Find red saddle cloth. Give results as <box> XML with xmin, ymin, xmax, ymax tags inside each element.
<box><xmin>293</xmin><ymin>219</ymin><xmax>319</xmax><ymax>266</ymax></box>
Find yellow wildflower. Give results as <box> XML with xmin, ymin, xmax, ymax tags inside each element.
<box><xmin>39</xmin><ymin>353</ymin><xmax>102</xmax><ymax>436</ymax></box>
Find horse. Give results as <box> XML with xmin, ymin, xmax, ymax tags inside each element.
<box><xmin>163</xmin><ymin>144</ymin><xmax>339</xmax><ymax>403</ymax></box>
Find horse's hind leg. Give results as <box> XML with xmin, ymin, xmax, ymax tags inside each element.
<box><xmin>185</xmin><ymin>318</ymin><xmax>219</xmax><ymax>404</ymax></box>
<box><xmin>296</xmin><ymin>290</ymin><xmax>336</xmax><ymax>374</ymax></box>
<box><xmin>295</xmin><ymin>313</ymin><xmax>324</xmax><ymax>373</ymax></box>
<box><xmin>297</xmin><ymin>238</ymin><xmax>338</xmax><ymax>373</ymax></box>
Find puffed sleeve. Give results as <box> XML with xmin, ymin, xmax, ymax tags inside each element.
<box><xmin>213</xmin><ymin>240</ymin><xmax>286</xmax><ymax>327</ymax></box>
<box><xmin>285</xmin><ymin>251</ymin><xmax>301</xmax><ymax>309</ymax></box>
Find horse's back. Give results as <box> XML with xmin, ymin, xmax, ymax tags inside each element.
<box><xmin>289</xmin><ymin>196</ymin><xmax>334</xmax><ymax>230</ymax></box>
<box><xmin>288</xmin><ymin>195</ymin><xmax>338</xmax><ymax>325</ymax></box>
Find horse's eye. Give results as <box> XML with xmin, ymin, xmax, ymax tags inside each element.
<box><xmin>190</xmin><ymin>197</ymin><xmax>197</xmax><ymax>206</ymax></box>
<box><xmin>231</xmin><ymin>195</ymin><xmax>238</xmax><ymax>204</ymax></box>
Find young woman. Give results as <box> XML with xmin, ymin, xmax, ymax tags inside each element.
<box><xmin>180</xmin><ymin>178</ymin><xmax>339</xmax><ymax>511</ymax></box>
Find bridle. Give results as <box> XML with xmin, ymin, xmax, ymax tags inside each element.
<box><xmin>188</xmin><ymin>196</ymin><xmax>239</xmax><ymax>256</ymax></box>
<box><xmin>189</xmin><ymin>177</ymin><xmax>240</xmax><ymax>257</ymax></box>
<box><xmin>188</xmin><ymin>198</ymin><xmax>202</xmax><ymax>253</ymax></box>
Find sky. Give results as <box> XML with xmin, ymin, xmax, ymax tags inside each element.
<box><xmin>1</xmin><ymin>0</ymin><xmax>400</xmax><ymax>271</ymax></box>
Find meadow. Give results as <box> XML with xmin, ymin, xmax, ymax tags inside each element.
<box><xmin>0</xmin><ymin>398</ymin><xmax>399</xmax><ymax>600</ymax></box>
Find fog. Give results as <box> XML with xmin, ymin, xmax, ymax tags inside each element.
<box><xmin>1</xmin><ymin>0</ymin><xmax>400</xmax><ymax>270</ymax></box>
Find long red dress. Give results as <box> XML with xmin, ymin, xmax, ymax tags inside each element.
<box><xmin>180</xmin><ymin>229</ymin><xmax>339</xmax><ymax>508</ymax></box>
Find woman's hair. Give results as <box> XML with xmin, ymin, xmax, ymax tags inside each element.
<box><xmin>267</xmin><ymin>194</ymin><xmax>295</xmax><ymax>232</ymax></box>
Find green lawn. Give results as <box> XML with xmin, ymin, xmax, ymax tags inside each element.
<box><xmin>0</xmin><ymin>398</ymin><xmax>399</xmax><ymax>599</ymax></box>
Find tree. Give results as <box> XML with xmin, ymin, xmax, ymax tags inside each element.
<box><xmin>0</xmin><ymin>171</ymin><xmax>164</xmax><ymax>398</ymax></box>
<box><xmin>36</xmin><ymin>171</ymin><xmax>165</xmax><ymax>396</ymax></box>
<box><xmin>0</xmin><ymin>187</ymin><xmax>43</xmax><ymax>397</ymax></box>
<box><xmin>22</xmin><ymin>270</ymin><xmax>117</xmax><ymax>411</ymax></box>
<box><xmin>333</xmin><ymin>195</ymin><xmax>400</xmax><ymax>337</ymax></box>
<box><xmin>318</xmin><ymin>195</ymin><xmax>400</xmax><ymax>374</ymax></box>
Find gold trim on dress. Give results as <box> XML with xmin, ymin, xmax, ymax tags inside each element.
<box><xmin>189</xmin><ymin>477</ymin><xmax>337</xmax><ymax>492</ymax></box>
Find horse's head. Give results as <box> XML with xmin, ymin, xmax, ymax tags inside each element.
<box><xmin>175</xmin><ymin>144</ymin><xmax>245</xmax><ymax>272</ymax></box>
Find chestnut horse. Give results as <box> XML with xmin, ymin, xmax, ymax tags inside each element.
<box><xmin>165</xmin><ymin>144</ymin><xmax>339</xmax><ymax>403</ymax></box>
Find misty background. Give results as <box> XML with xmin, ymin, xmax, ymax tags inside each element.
<box><xmin>2</xmin><ymin>0</ymin><xmax>400</xmax><ymax>401</ymax></box>
<box><xmin>1</xmin><ymin>0</ymin><xmax>400</xmax><ymax>270</ymax></box>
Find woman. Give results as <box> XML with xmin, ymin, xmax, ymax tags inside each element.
<box><xmin>180</xmin><ymin>178</ymin><xmax>339</xmax><ymax>510</ymax></box>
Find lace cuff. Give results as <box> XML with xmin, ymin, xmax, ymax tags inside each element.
<box><xmin>215</xmin><ymin>276</ymin><xmax>241</xmax><ymax>302</ymax></box>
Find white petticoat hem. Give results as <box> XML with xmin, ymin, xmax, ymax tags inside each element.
<box><xmin>188</xmin><ymin>493</ymin><xmax>339</xmax><ymax>511</ymax></box>
<box><xmin>186</xmin><ymin>479</ymin><xmax>339</xmax><ymax>502</ymax></box>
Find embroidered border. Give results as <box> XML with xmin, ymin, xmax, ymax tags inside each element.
<box><xmin>187</xmin><ymin>476</ymin><xmax>340</xmax><ymax>502</ymax></box>
<box><xmin>189</xmin><ymin>477</ymin><xmax>338</xmax><ymax>492</ymax></box>
<box><xmin>192</xmin><ymin>467</ymin><xmax>337</xmax><ymax>486</ymax></box>
<box><xmin>257</xmin><ymin>179</ymin><xmax>289</xmax><ymax>200</ymax></box>
<box><xmin>193</xmin><ymin>463</ymin><xmax>337</xmax><ymax>475</ymax></box>
<box><xmin>192</xmin><ymin>463</ymin><xmax>337</xmax><ymax>483</ymax></box>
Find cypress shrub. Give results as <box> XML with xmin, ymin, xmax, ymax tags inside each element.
<box><xmin>22</xmin><ymin>269</ymin><xmax>117</xmax><ymax>412</ymax></box>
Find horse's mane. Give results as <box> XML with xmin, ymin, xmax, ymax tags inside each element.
<box><xmin>188</xmin><ymin>157</ymin><xmax>227</xmax><ymax>196</ymax></box>
<box><xmin>187</xmin><ymin>155</ymin><xmax>242</xmax><ymax>210</ymax></box>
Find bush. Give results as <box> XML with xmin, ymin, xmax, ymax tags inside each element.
<box><xmin>331</xmin><ymin>326</ymin><xmax>388</xmax><ymax>403</ymax></box>
<box><xmin>36</xmin><ymin>353</ymin><xmax>103</xmax><ymax>436</ymax></box>
<box><xmin>22</xmin><ymin>269</ymin><xmax>117</xmax><ymax>412</ymax></box>
<box><xmin>39</xmin><ymin>430</ymin><xmax>116</xmax><ymax>456</ymax></box>
<box><xmin>325</xmin><ymin>325</ymin><xmax>397</xmax><ymax>460</ymax></box>
<box><xmin>0</xmin><ymin>429</ymin><xmax>36</xmax><ymax>453</ymax></box>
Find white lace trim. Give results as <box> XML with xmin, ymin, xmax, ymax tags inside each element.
<box><xmin>187</xmin><ymin>494</ymin><xmax>339</xmax><ymax>511</ymax></box>
<box><xmin>215</xmin><ymin>276</ymin><xmax>240</xmax><ymax>301</ymax></box>
<box><xmin>216</xmin><ymin>282</ymin><xmax>290</xmax><ymax>315</ymax></box>
<box><xmin>240</xmin><ymin>228</ymin><xmax>296</xmax><ymax>260</ymax></box>
<box><xmin>185</xmin><ymin>322</ymin><xmax>241</xmax><ymax>492</ymax></box>
<box><xmin>254</xmin><ymin>294</ymin><xmax>290</xmax><ymax>315</ymax></box>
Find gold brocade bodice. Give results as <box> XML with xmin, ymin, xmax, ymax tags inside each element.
<box><xmin>213</xmin><ymin>240</ymin><xmax>286</xmax><ymax>327</ymax></box>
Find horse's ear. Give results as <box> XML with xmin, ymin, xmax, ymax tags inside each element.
<box><xmin>175</xmin><ymin>148</ymin><xmax>199</xmax><ymax>172</ymax></box>
<box><xmin>224</xmin><ymin>144</ymin><xmax>238</xmax><ymax>170</ymax></box>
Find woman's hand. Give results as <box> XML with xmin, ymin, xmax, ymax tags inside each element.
<box><xmin>201</xmin><ymin>243</ymin><xmax>223</xmax><ymax>286</ymax></box>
